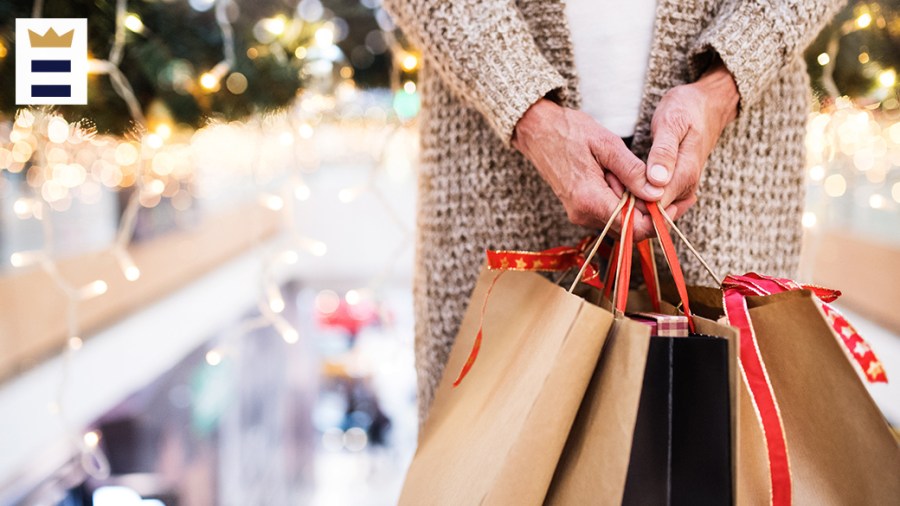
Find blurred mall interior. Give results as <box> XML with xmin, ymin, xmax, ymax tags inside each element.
<box><xmin>0</xmin><ymin>0</ymin><xmax>899</xmax><ymax>504</ymax></box>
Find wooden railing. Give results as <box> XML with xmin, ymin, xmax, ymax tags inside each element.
<box><xmin>0</xmin><ymin>203</ymin><xmax>280</xmax><ymax>382</ymax></box>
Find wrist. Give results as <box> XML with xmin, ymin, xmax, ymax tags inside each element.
<box><xmin>696</xmin><ymin>61</ymin><xmax>740</xmax><ymax>127</ymax></box>
<box><xmin>512</xmin><ymin>98</ymin><xmax>559</xmax><ymax>154</ymax></box>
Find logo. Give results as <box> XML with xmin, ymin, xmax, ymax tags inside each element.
<box><xmin>16</xmin><ymin>18</ymin><xmax>88</xmax><ymax>105</ymax></box>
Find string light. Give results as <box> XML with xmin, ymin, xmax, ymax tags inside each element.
<box><xmin>123</xmin><ymin>13</ymin><xmax>143</xmax><ymax>33</ymax></box>
<box><xmin>856</xmin><ymin>12</ymin><xmax>872</xmax><ymax>29</ymax></box>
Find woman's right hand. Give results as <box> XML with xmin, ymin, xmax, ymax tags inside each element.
<box><xmin>512</xmin><ymin>99</ymin><xmax>661</xmax><ymax>239</ymax></box>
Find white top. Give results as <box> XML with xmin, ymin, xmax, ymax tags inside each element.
<box><xmin>564</xmin><ymin>0</ymin><xmax>658</xmax><ymax>137</ymax></box>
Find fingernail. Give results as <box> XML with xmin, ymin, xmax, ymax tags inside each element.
<box><xmin>643</xmin><ymin>184</ymin><xmax>664</xmax><ymax>199</ymax></box>
<box><xmin>649</xmin><ymin>164</ymin><xmax>669</xmax><ymax>183</ymax></box>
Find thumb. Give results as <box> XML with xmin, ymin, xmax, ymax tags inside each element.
<box><xmin>646</xmin><ymin>120</ymin><xmax>688</xmax><ymax>187</ymax></box>
<box><xmin>591</xmin><ymin>136</ymin><xmax>663</xmax><ymax>202</ymax></box>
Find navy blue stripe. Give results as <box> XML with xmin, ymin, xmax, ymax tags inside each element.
<box><xmin>31</xmin><ymin>60</ymin><xmax>71</xmax><ymax>72</ymax></box>
<box><xmin>31</xmin><ymin>85</ymin><xmax>71</xmax><ymax>97</ymax></box>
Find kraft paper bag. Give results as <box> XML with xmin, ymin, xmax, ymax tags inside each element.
<box><xmin>547</xmin><ymin>308</ymin><xmax>738</xmax><ymax>506</ymax></box>
<box><xmin>544</xmin><ymin>317</ymin><xmax>651</xmax><ymax>505</ymax></box>
<box><xmin>399</xmin><ymin>266</ymin><xmax>615</xmax><ymax>505</ymax></box>
<box><xmin>744</xmin><ymin>290</ymin><xmax>900</xmax><ymax>504</ymax></box>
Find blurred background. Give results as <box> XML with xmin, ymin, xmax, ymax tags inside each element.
<box><xmin>0</xmin><ymin>0</ymin><xmax>898</xmax><ymax>504</ymax></box>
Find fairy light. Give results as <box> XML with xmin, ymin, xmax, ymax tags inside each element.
<box><xmin>199</xmin><ymin>72</ymin><xmax>220</xmax><ymax>91</ymax></box>
<box><xmin>83</xmin><ymin>431</ymin><xmax>101</xmax><ymax>448</ymax></box>
<box><xmin>401</xmin><ymin>54</ymin><xmax>418</xmax><ymax>71</ymax></box>
<box><xmin>856</xmin><ymin>12</ymin><xmax>872</xmax><ymax>29</ymax></box>
<box><xmin>802</xmin><ymin>212</ymin><xmax>818</xmax><ymax>229</ymax></box>
<box><xmin>205</xmin><ymin>349</ymin><xmax>223</xmax><ymax>366</ymax></box>
<box><xmin>123</xmin><ymin>13</ymin><xmax>143</xmax><ymax>33</ymax></box>
<box><xmin>260</xmin><ymin>193</ymin><xmax>284</xmax><ymax>210</ymax></box>
<box><xmin>817</xmin><ymin>53</ymin><xmax>831</xmax><ymax>66</ymax></box>
<box><xmin>877</xmin><ymin>69</ymin><xmax>896</xmax><ymax>88</ymax></box>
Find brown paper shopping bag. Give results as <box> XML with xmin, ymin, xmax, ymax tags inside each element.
<box><xmin>743</xmin><ymin>288</ymin><xmax>900</xmax><ymax>504</ymax></box>
<box><xmin>399</xmin><ymin>266</ymin><xmax>616</xmax><ymax>505</ymax></box>
<box><xmin>662</xmin><ymin>254</ymin><xmax>900</xmax><ymax>503</ymax></box>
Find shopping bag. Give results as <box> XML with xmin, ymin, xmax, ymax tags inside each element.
<box><xmin>547</xmin><ymin>198</ymin><xmax>737</xmax><ymax>506</ymax></box>
<box><xmin>398</xmin><ymin>265</ymin><xmax>616</xmax><ymax>505</ymax></box>
<box><xmin>726</xmin><ymin>277</ymin><xmax>900</xmax><ymax>505</ymax></box>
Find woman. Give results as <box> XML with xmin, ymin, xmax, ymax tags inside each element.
<box><xmin>383</xmin><ymin>0</ymin><xmax>845</xmax><ymax>423</ymax></box>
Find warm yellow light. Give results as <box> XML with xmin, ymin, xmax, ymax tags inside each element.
<box><xmin>263</xmin><ymin>16</ymin><xmax>286</xmax><ymax>36</ymax></box>
<box><xmin>294</xmin><ymin>184</ymin><xmax>311</xmax><ymax>200</ymax></box>
<box><xmin>155</xmin><ymin>123</ymin><xmax>172</xmax><ymax>139</ymax></box>
<box><xmin>68</xmin><ymin>336</ymin><xmax>83</xmax><ymax>350</ymax></box>
<box><xmin>145</xmin><ymin>133</ymin><xmax>163</xmax><ymax>149</ymax></box>
<box><xmin>823</xmin><ymin>174</ymin><xmax>846</xmax><ymax>197</ymax></box>
<box><xmin>808</xmin><ymin>165</ymin><xmax>825</xmax><ymax>182</ymax></box>
<box><xmin>856</xmin><ymin>12</ymin><xmax>872</xmax><ymax>28</ymax></box>
<box><xmin>269</xmin><ymin>294</ymin><xmax>286</xmax><ymax>313</ymax></box>
<box><xmin>199</xmin><ymin>72</ymin><xmax>219</xmax><ymax>91</ymax></box>
<box><xmin>83</xmin><ymin>431</ymin><xmax>100</xmax><ymax>448</ymax></box>
<box><xmin>80</xmin><ymin>280</ymin><xmax>109</xmax><ymax>299</ymax></box>
<box><xmin>298</xmin><ymin>123</ymin><xmax>314</xmax><ymax>139</ymax></box>
<box><xmin>115</xmin><ymin>142</ymin><xmax>139</xmax><ymax>165</ymax></box>
<box><xmin>816</xmin><ymin>53</ymin><xmax>830</xmax><ymax>66</ymax></box>
<box><xmin>858</xmin><ymin>52</ymin><xmax>870</xmax><ymax>64</ymax></box>
<box><xmin>0</xmin><ymin>41</ymin><xmax>7</xmax><ymax>58</ymax></box>
<box><xmin>261</xmin><ymin>194</ymin><xmax>284</xmax><ymax>210</ymax></box>
<box><xmin>801</xmin><ymin>212</ymin><xmax>817</xmax><ymax>229</ymax></box>
<box><xmin>878</xmin><ymin>69</ymin><xmax>896</xmax><ymax>87</ymax></box>
<box><xmin>401</xmin><ymin>54</ymin><xmax>418</xmax><ymax>71</ymax></box>
<box><xmin>294</xmin><ymin>46</ymin><xmax>307</xmax><ymax>59</ymax></box>
<box><xmin>280</xmin><ymin>326</ymin><xmax>299</xmax><ymax>344</ymax></box>
<box><xmin>315</xmin><ymin>26</ymin><xmax>334</xmax><ymax>46</ymax></box>
<box><xmin>403</xmin><ymin>81</ymin><xmax>416</xmax><ymax>93</ymax></box>
<box><xmin>889</xmin><ymin>122</ymin><xmax>900</xmax><ymax>144</ymax></box>
<box><xmin>47</xmin><ymin>117</ymin><xmax>69</xmax><ymax>143</ymax></box>
<box><xmin>10</xmin><ymin>251</ymin><xmax>39</xmax><ymax>267</ymax></box>
<box><xmin>13</xmin><ymin>198</ymin><xmax>33</xmax><ymax>218</ymax></box>
<box><xmin>124</xmin><ymin>13</ymin><xmax>144</xmax><ymax>33</ymax></box>
<box><xmin>868</xmin><ymin>194</ymin><xmax>885</xmax><ymax>209</ymax></box>
<box><xmin>340</xmin><ymin>66</ymin><xmax>353</xmax><ymax>79</ymax></box>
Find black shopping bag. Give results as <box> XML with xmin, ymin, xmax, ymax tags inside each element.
<box><xmin>622</xmin><ymin>333</ymin><xmax>733</xmax><ymax>506</ymax></box>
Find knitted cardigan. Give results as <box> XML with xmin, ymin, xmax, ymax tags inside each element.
<box><xmin>383</xmin><ymin>0</ymin><xmax>846</xmax><ymax>422</ymax></box>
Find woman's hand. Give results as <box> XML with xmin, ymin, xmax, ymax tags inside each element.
<box><xmin>513</xmin><ymin>98</ymin><xmax>661</xmax><ymax>237</ymax></box>
<box><xmin>644</xmin><ymin>61</ymin><xmax>740</xmax><ymax>220</ymax></box>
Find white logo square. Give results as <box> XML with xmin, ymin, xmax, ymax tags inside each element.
<box><xmin>15</xmin><ymin>18</ymin><xmax>88</xmax><ymax>105</ymax></box>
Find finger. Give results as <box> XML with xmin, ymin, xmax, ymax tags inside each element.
<box><xmin>604</xmin><ymin>172</ymin><xmax>626</xmax><ymax>198</ymax></box>
<box><xmin>658</xmin><ymin>133</ymin><xmax>704</xmax><ymax>209</ymax></box>
<box><xmin>647</xmin><ymin>110</ymin><xmax>691</xmax><ymax>188</ymax></box>
<box><xmin>633</xmin><ymin>211</ymin><xmax>656</xmax><ymax>242</ymax></box>
<box><xmin>565</xmin><ymin>178</ymin><xmax>629</xmax><ymax>234</ymax></box>
<box><xmin>590</xmin><ymin>136</ymin><xmax>662</xmax><ymax>202</ymax></box>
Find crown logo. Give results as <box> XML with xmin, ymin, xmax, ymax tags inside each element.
<box><xmin>28</xmin><ymin>27</ymin><xmax>74</xmax><ymax>48</ymax></box>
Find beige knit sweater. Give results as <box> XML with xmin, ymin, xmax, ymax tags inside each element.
<box><xmin>383</xmin><ymin>0</ymin><xmax>846</xmax><ymax>422</ymax></box>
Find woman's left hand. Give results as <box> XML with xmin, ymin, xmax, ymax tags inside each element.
<box><xmin>642</xmin><ymin>60</ymin><xmax>740</xmax><ymax>220</ymax></box>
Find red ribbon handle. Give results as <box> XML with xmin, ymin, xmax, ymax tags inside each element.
<box><xmin>647</xmin><ymin>202</ymin><xmax>696</xmax><ymax>333</ymax></box>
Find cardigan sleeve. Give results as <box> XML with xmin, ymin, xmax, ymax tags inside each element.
<box><xmin>382</xmin><ymin>0</ymin><xmax>567</xmax><ymax>146</ymax></box>
<box><xmin>687</xmin><ymin>0</ymin><xmax>847</xmax><ymax>109</ymax></box>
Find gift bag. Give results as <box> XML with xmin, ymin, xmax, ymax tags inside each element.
<box><xmin>398</xmin><ymin>265</ymin><xmax>617</xmax><ymax>505</ymax></box>
<box><xmin>547</xmin><ymin>199</ymin><xmax>737</xmax><ymax>506</ymax></box>
<box><xmin>723</xmin><ymin>276</ymin><xmax>900</xmax><ymax>505</ymax></box>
